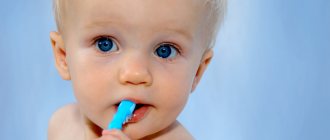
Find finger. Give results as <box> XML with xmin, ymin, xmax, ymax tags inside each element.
<box><xmin>102</xmin><ymin>129</ymin><xmax>114</xmax><ymax>135</ymax></box>
<box><xmin>96</xmin><ymin>135</ymin><xmax>120</xmax><ymax>140</ymax></box>
<box><xmin>102</xmin><ymin>129</ymin><xmax>131</xmax><ymax>140</ymax></box>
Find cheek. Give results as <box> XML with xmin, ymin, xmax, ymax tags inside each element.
<box><xmin>66</xmin><ymin>49</ymin><xmax>118</xmax><ymax>126</ymax></box>
<box><xmin>154</xmin><ymin>63</ymin><xmax>196</xmax><ymax>117</ymax></box>
<box><xmin>69</xmin><ymin>55</ymin><xmax>105</xmax><ymax>103</ymax></box>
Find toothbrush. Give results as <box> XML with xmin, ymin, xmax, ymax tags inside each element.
<box><xmin>108</xmin><ymin>100</ymin><xmax>136</xmax><ymax>130</ymax></box>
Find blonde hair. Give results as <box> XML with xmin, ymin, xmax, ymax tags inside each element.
<box><xmin>203</xmin><ymin>0</ymin><xmax>227</xmax><ymax>48</ymax></box>
<box><xmin>53</xmin><ymin>0</ymin><xmax>227</xmax><ymax>48</ymax></box>
<box><xmin>53</xmin><ymin>0</ymin><xmax>62</xmax><ymax>32</ymax></box>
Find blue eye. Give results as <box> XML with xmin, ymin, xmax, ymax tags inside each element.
<box><xmin>155</xmin><ymin>44</ymin><xmax>178</xmax><ymax>59</ymax></box>
<box><xmin>96</xmin><ymin>37</ymin><xmax>118</xmax><ymax>53</ymax></box>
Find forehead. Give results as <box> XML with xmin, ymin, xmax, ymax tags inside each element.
<box><xmin>64</xmin><ymin>0</ymin><xmax>206</xmax><ymax>38</ymax></box>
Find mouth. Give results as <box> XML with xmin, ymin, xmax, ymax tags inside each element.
<box><xmin>114</xmin><ymin>103</ymin><xmax>150</xmax><ymax>124</ymax></box>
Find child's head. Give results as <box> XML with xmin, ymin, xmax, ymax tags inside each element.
<box><xmin>53</xmin><ymin>0</ymin><xmax>226</xmax><ymax>48</ymax></box>
<box><xmin>50</xmin><ymin>0</ymin><xmax>226</xmax><ymax>139</ymax></box>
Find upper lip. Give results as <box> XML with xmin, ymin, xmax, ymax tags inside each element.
<box><xmin>122</xmin><ymin>98</ymin><xmax>144</xmax><ymax>104</ymax></box>
<box><xmin>114</xmin><ymin>97</ymin><xmax>147</xmax><ymax>106</ymax></box>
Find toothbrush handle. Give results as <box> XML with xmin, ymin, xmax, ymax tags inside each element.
<box><xmin>108</xmin><ymin>100</ymin><xmax>136</xmax><ymax>130</ymax></box>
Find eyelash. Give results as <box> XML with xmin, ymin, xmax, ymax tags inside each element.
<box><xmin>161</xmin><ymin>42</ymin><xmax>182</xmax><ymax>54</ymax></box>
<box><xmin>91</xmin><ymin>35</ymin><xmax>118</xmax><ymax>55</ymax></box>
<box><xmin>90</xmin><ymin>36</ymin><xmax>183</xmax><ymax>60</ymax></box>
<box><xmin>92</xmin><ymin>36</ymin><xmax>113</xmax><ymax>46</ymax></box>
<box><xmin>155</xmin><ymin>42</ymin><xmax>182</xmax><ymax>62</ymax></box>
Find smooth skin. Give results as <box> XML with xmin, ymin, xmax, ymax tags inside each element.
<box><xmin>49</xmin><ymin>0</ymin><xmax>213</xmax><ymax>139</ymax></box>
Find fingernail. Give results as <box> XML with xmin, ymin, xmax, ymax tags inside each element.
<box><xmin>102</xmin><ymin>130</ymin><xmax>112</xmax><ymax>135</ymax></box>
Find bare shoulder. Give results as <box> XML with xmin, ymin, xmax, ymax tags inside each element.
<box><xmin>48</xmin><ymin>103</ymin><xmax>84</xmax><ymax>140</ymax></box>
<box><xmin>172</xmin><ymin>121</ymin><xmax>195</xmax><ymax>140</ymax></box>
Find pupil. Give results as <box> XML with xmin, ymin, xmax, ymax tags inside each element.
<box><xmin>156</xmin><ymin>45</ymin><xmax>171</xmax><ymax>58</ymax></box>
<box><xmin>98</xmin><ymin>38</ymin><xmax>113</xmax><ymax>52</ymax></box>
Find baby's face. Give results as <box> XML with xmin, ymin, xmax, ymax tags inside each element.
<box><xmin>54</xmin><ymin>0</ymin><xmax>212</xmax><ymax>139</ymax></box>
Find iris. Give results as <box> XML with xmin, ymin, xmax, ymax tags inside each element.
<box><xmin>155</xmin><ymin>44</ymin><xmax>177</xmax><ymax>59</ymax></box>
<box><xmin>96</xmin><ymin>37</ymin><xmax>116</xmax><ymax>52</ymax></box>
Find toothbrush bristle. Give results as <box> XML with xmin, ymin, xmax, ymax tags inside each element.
<box><xmin>123</xmin><ymin>114</ymin><xmax>133</xmax><ymax>125</ymax></box>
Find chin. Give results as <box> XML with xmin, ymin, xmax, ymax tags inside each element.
<box><xmin>124</xmin><ymin>120</ymin><xmax>174</xmax><ymax>140</ymax></box>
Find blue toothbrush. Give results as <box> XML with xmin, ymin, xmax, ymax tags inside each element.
<box><xmin>108</xmin><ymin>100</ymin><xmax>136</xmax><ymax>130</ymax></box>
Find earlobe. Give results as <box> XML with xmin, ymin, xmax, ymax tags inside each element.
<box><xmin>191</xmin><ymin>49</ymin><xmax>213</xmax><ymax>92</ymax></box>
<box><xmin>50</xmin><ymin>31</ymin><xmax>71</xmax><ymax>80</ymax></box>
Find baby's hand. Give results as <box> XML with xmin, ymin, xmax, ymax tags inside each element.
<box><xmin>96</xmin><ymin>130</ymin><xmax>131</xmax><ymax>140</ymax></box>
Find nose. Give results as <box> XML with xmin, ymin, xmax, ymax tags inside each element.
<box><xmin>118</xmin><ymin>54</ymin><xmax>152</xmax><ymax>86</ymax></box>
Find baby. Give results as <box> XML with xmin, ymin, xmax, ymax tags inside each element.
<box><xmin>48</xmin><ymin>0</ymin><xmax>226</xmax><ymax>139</ymax></box>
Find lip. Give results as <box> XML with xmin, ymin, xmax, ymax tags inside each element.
<box><xmin>128</xmin><ymin>105</ymin><xmax>150</xmax><ymax>123</ymax></box>
<box><xmin>113</xmin><ymin>98</ymin><xmax>145</xmax><ymax>108</ymax></box>
<box><xmin>122</xmin><ymin>98</ymin><xmax>144</xmax><ymax>104</ymax></box>
<box><xmin>113</xmin><ymin>98</ymin><xmax>151</xmax><ymax>124</ymax></box>
<box><xmin>114</xmin><ymin>104</ymin><xmax>150</xmax><ymax>123</ymax></box>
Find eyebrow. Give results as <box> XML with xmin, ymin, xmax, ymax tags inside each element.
<box><xmin>83</xmin><ymin>20</ymin><xmax>194</xmax><ymax>41</ymax></box>
<box><xmin>84</xmin><ymin>20</ymin><xmax>119</xmax><ymax>30</ymax></box>
<box><xmin>162</xmin><ymin>26</ymin><xmax>193</xmax><ymax>41</ymax></box>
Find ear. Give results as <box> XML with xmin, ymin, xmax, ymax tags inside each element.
<box><xmin>50</xmin><ymin>31</ymin><xmax>71</xmax><ymax>80</ymax></box>
<box><xmin>191</xmin><ymin>49</ymin><xmax>213</xmax><ymax>92</ymax></box>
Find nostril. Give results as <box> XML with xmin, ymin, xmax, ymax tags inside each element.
<box><xmin>120</xmin><ymin>74</ymin><xmax>152</xmax><ymax>86</ymax></box>
<box><xmin>126</xmin><ymin>81</ymin><xmax>148</xmax><ymax>85</ymax></box>
<box><xmin>118</xmin><ymin>67</ymin><xmax>153</xmax><ymax>86</ymax></box>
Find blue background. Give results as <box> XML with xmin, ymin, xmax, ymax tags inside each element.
<box><xmin>0</xmin><ymin>0</ymin><xmax>329</xmax><ymax>139</ymax></box>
